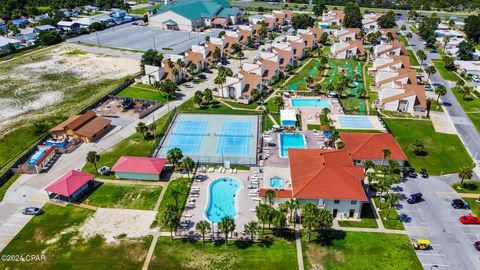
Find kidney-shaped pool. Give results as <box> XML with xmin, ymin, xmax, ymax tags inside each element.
<box><xmin>205</xmin><ymin>178</ymin><xmax>240</xmax><ymax>223</ymax></box>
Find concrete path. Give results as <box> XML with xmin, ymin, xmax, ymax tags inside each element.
<box><xmin>295</xmin><ymin>231</ymin><xmax>305</xmax><ymax>270</ymax></box>
<box><xmin>458</xmin><ymin>193</ymin><xmax>480</xmax><ymax>199</ymax></box>
<box><xmin>332</xmin><ymin>220</ymin><xmax>407</xmax><ymax>235</ymax></box>
<box><xmin>142</xmin><ymin>234</ymin><xmax>159</xmax><ymax>270</ymax></box>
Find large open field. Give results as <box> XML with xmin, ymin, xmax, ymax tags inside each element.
<box><xmin>0</xmin><ymin>203</ymin><xmax>151</xmax><ymax>269</ymax></box>
<box><xmin>0</xmin><ymin>45</ymin><xmax>140</xmax><ymax>173</ymax></box>
<box><xmin>303</xmin><ymin>231</ymin><xmax>422</xmax><ymax>270</ymax></box>
<box><xmin>383</xmin><ymin>118</ymin><xmax>473</xmax><ymax>175</ymax></box>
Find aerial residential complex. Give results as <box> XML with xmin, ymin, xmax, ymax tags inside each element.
<box><xmin>0</xmin><ymin>0</ymin><xmax>479</xmax><ymax>269</ymax></box>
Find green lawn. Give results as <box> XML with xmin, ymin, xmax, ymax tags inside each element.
<box><xmin>177</xmin><ymin>98</ymin><xmax>259</xmax><ymax>115</ymax></box>
<box><xmin>0</xmin><ymin>174</ymin><xmax>20</xmax><ymax>202</ymax></box>
<box><xmin>452</xmin><ymin>181</ymin><xmax>480</xmax><ymax>194</ymax></box>
<box><xmin>407</xmin><ymin>50</ymin><xmax>420</xmax><ymax>66</ymax></box>
<box><xmin>149</xmin><ymin>236</ymin><xmax>298</xmax><ymax>270</ymax></box>
<box><xmin>307</xmin><ymin>124</ymin><xmax>321</xmax><ymax>130</ymax></box>
<box><xmin>338</xmin><ymin>203</ymin><xmax>378</xmax><ymax>228</ymax></box>
<box><xmin>0</xmin><ymin>203</ymin><xmax>151</xmax><ymax>270</ymax></box>
<box><xmin>383</xmin><ymin>118</ymin><xmax>473</xmax><ymax>175</ymax></box>
<box><xmin>373</xmin><ymin>197</ymin><xmax>405</xmax><ymax>230</ymax></box>
<box><xmin>304</xmin><ymin>231</ymin><xmax>421</xmax><ymax>270</ymax></box>
<box><xmin>432</xmin><ymin>60</ymin><xmax>462</xmax><ymax>82</ymax></box>
<box><xmin>154</xmin><ymin>177</ymin><xmax>190</xmax><ymax>229</ymax></box>
<box><xmin>116</xmin><ymin>84</ymin><xmax>168</xmax><ymax>102</ymax></box>
<box><xmin>83</xmin><ymin>184</ymin><xmax>162</xmax><ymax>210</ymax></box>
<box><xmin>286</xmin><ymin>58</ymin><xmax>324</xmax><ymax>89</ymax></box>
<box><xmin>82</xmin><ymin>111</ymin><xmax>174</xmax><ymax>179</ymax></box>
<box><xmin>451</xmin><ymin>87</ymin><xmax>480</xmax><ymax>133</ymax></box>
<box><xmin>464</xmin><ymin>198</ymin><xmax>480</xmax><ymax>217</ymax></box>
<box><xmin>398</xmin><ymin>35</ymin><xmax>410</xmax><ymax>47</ymax></box>
<box><xmin>429</xmin><ymin>99</ymin><xmax>444</xmax><ymax>112</ymax></box>
<box><xmin>129</xmin><ymin>3</ymin><xmax>163</xmax><ymax>14</ymax></box>
<box><xmin>222</xmin><ymin>99</ymin><xmax>261</xmax><ymax>110</ymax></box>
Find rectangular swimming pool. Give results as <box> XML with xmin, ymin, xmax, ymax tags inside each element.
<box><xmin>279</xmin><ymin>133</ymin><xmax>306</xmax><ymax>158</ymax></box>
<box><xmin>291</xmin><ymin>99</ymin><xmax>331</xmax><ymax>108</ymax></box>
<box><xmin>157</xmin><ymin>114</ymin><xmax>259</xmax><ymax>164</ymax></box>
<box><xmin>338</xmin><ymin>115</ymin><xmax>374</xmax><ymax>129</ymax></box>
<box><xmin>270</xmin><ymin>177</ymin><xmax>284</xmax><ymax>188</ymax></box>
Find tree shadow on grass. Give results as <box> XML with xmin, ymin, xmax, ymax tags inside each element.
<box><xmin>461</xmin><ymin>182</ymin><xmax>479</xmax><ymax>191</ymax></box>
<box><xmin>312</xmin><ymin>229</ymin><xmax>347</xmax><ymax>247</ymax></box>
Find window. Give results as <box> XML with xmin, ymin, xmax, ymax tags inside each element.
<box><xmin>334</xmin><ymin>200</ymin><xmax>340</xmax><ymax>204</ymax></box>
<box><xmin>351</xmin><ymin>200</ymin><xmax>357</xmax><ymax>205</ymax></box>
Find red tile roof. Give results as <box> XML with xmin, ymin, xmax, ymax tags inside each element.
<box><xmin>45</xmin><ymin>170</ymin><xmax>94</xmax><ymax>197</ymax></box>
<box><xmin>288</xmin><ymin>149</ymin><xmax>367</xmax><ymax>201</ymax></box>
<box><xmin>112</xmin><ymin>156</ymin><xmax>167</xmax><ymax>174</ymax></box>
<box><xmin>260</xmin><ymin>188</ymin><xmax>293</xmax><ymax>198</ymax></box>
<box><xmin>340</xmin><ymin>132</ymin><xmax>408</xmax><ymax>161</ymax></box>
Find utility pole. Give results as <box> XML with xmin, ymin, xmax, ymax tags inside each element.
<box><xmin>153</xmin><ymin>36</ymin><xmax>157</xmax><ymax>50</ymax></box>
<box><xmin>96</xmin><ymin>32</ymin><xmax>101</xmax><ymax>46</ymax></box>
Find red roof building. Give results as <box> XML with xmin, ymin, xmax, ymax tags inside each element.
<box><xmin>45</xmin><ymin>170</ymin><xmax>94</xmax><ymax>202</ymax></box>
<box><xmin>339</xmin><ymin>132</ymin><xmax>408</xmax><ymax>166</ymax></box>
<box><xmin>111</xmin><ymin>156</ymin><xmax>167</xmax><ymax>181</ymax></box>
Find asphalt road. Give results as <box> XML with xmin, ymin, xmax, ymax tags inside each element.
<box><xmin>405</xmin><ymin>24</ymin><xmax>480</xmax><ymax>176</ymax></box>
<box><xmin>396</xmin><ymin>176</ymin><xmax>480</xmax><ymax>269</ymax></box>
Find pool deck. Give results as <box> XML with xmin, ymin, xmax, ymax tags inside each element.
<box><xmin>178</xmin><ymin>170</ymin><xmax>258</xmax><ymax>236</ymax></box>
<box><xmin>284</xmin><ymin>96</ymin><xmax>343</xmax><ymax>130</ymax></box>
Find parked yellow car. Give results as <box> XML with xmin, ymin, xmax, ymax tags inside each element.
<box><xmin>413</xmin><ymin>239</ymin><xmax>431</xmax><ymax>250</ymax></box>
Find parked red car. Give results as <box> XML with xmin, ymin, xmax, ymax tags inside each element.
<box><xmin>459</xmin><ymin>215</ymin><xmax>480</xmax><ymax>224</ymax></box>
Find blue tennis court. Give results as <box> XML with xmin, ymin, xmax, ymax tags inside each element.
<box><xmin>338</xmin><ymin>115</ymin><xmax>374</xmax><ymax>129</ymax></box>
<box><xmin>157</xmin><ymin>114</ymin><xmax>259</xmax><ymax>164</ymax></box>
<box><xmin>217</xmin><ymin>122</ymin><xmax>253</xmax><ymax>155</ymax></box>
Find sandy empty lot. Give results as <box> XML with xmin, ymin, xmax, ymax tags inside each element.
<box><xmin>0</xmin><ymin>45</ymin><xmax>140</xmax><ymax>134</ymax></box>
<box><xmin>81</xmin><ymin>208</ymin><xmax>156</xmax><ymax>243</ymax></box>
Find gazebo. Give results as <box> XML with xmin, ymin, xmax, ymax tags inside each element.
<box><xmin>45</xmin><ymin>170</ymin><xmax>94</xmax><ymax>202</ymax></box>
<box><xmin>280</xmin><ymin>109</ymin><xmax>297</xmax><ymax>127</ymax></box>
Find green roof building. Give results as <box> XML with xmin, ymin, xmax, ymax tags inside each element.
<box><xmin>149</xmin><ymin>0</ymin><xmax>241</xmax><ymax>31</ymax></box>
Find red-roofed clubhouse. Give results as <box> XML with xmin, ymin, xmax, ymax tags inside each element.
<box><xmin>112</xmin><ymin>156</ymin><xmax>167</xmax><ymax>181</ymax></box>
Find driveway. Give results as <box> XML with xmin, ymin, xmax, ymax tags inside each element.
<box><xmin>406</xmin><ymin>25</ymin><xmax>480</xmax><ymax>177</ymax></box>
<box><xmin>395</xmin><ymin>176</ymin><xmax>480</xmax><ymax>269</ymax></box>
<box><xmin>0</xmin><ymin>71</ymin><xmax>215</xmax><ymax>251</ymax></box>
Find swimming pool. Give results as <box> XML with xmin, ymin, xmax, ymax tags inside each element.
<box><xmin>270</xmin><ymin>177</ymin><xmax>284</xmax><ymax>189</ymax></box>
<box><xmin>205</xmin><ymin>178</ymin><xmax>240</xmax><ymax>223</ymax></box>
<box><xmin>291</xmin><ymin>99</ymin><xmax>331</xmax><ymax>108</ymax></box>
<box><xmin>338</xmin><ymin>115</ymin><xmax>374</xmax><ymax>129</ymax></box>
<box><xmin>279</xmin><ymin>133</ymin><xmax>306</xmax><ymax>158</ymax></box>
<box><xmin>28</xmin><ymin>149</ymin><xmax>47</xmax><ymax>166</ymax></box>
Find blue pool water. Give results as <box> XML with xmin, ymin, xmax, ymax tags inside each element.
<box><xmin>279</xmin><ymin>133</ymin><xmax>306</xmax><ymax>158</ymax></box>
<box><xmin>206</xmin><ymin>178</ymin><xmax>240</xmax><ymax>223</ymax></box>
<box><xmin>291</xmin><ymin>99</ymin><xmax>331</xmax><ymax>108</ymax></box>
<box><xmin>28</xmin><ymin>149</ymin><xmax>46</xmax><ymax>166</ymax></box>
<box><xmin>270</xmin><ymin>178</ymin><xmax>284</xmax><ymax>188</ymax></box>
<box><xmin>338</xmin><ymin>115</ymin><xmax>374</xmax><ymax>129</ymax></box>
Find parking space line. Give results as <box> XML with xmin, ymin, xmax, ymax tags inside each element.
<box><xmin>2</xmin><ymin>224</ymin><xmax>22</xmax><ymax>227</ymax></box>
<box><xmin>0</xmin><ymin>233</ymin><xmax>15</xmax><ymax>236</ymax></box>
<box><xmin>422</xmin><ymin>264</ymin><xmax>451</xmax><ymax>267</ymax></box>
<box><xmin>416</xmin><ymin>253</ymin><xmax>446</xmax><ymax>257</ymax></box>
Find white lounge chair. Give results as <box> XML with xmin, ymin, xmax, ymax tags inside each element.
<box><xmin>183</xmin><ymin>214</ymin><xmax>193</xmax><ymax>218</ymax></box>
<box><xmin>253</xmin><ymin>198</ymin><xmax>261</xmax><ymax>201</ymax></box>
<box><xmin>190</xmin><ymin>194</ymin><xmax>199</xmax><ymax>198</ymax></box>
<box><xmin>250</xmin><ymin>208</ymin><xmax>257</xmax><ymax>212</ymax></box>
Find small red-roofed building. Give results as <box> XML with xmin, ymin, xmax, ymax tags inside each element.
<box><xmin>112</xmin><ymin>156</ymin><xmax>167</xmax><ymax>181</ymax></box>
<box><xmin>45</xmin><ymin>170</ymin><xmax>94</xmax><ymax>202</ymax></box>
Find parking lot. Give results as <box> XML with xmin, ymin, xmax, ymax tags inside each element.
<box><xmin>395</xmin><ymin>176</ymin><xmax>480</xmax><ymax>269</ymax></box>
<box><xmin>69</xmin><ymin>23</ymin><xmax>222</xmax><ymax>54</ymax></box>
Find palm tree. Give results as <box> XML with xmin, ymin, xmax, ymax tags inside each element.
<box><xmin>193</xmin><ymin>90</ymin><xmax>204</xmax><ymax>108</ymax></box>
<box><xmin>417</xmin><ymin>49</ymin><xmax>426</xmax><ymax>65</ymax></box>
<box><xmin>214</xmin><ymin>74</ymin><xmax>226</xmax><ymax>98</ymax></box>
<box><xmin>425</xmin><ymin>66</ymin><xmax>437</xmax><ymax>80</ymax></box>
<box><xmin>443</xmin><ymin>36</ymin><xmax>451</xmax><ymax>50</ymax></box>
<box><xmin>181</xmin><ymin>156</ymin><xmax>195</xmax><ymax>178</ymax></box>
<box><xmin>385</xmin><ymin>193</ymin><xmax>400</xmax><ymax>220</ymax></box>
<box><xmin>264</xmin><ymin>189</ymin><xmax>276</xmax><ymax>205</ymax></box>
<box><xmin>188</xmin><ymin>62</ymin><xmax>197</xmax><ymax>75</ymax></box>
<box><xmin>460</xmin><ymin>86</ymin><xmax>474</xmax><ymax>100</ymax></box>
<box><xmin>195</xmin><ymin>220</ymin><xmax>211</xmax><ymax>243</ymax></box>
<box><xmin>288</xmin><ymin>199</ymin><xmax>300</xmax><ymax>229</ymax></box>
<box><xmin>363</xmin><ymin>160</ymin><xmax>375</xmax><ymax>173</ymax></box>
<box><xmin>170</xmin><ymin>190</ymin><xmax>181</xmax><ymax>209</ymax></box>
<box><xmin>302</xmin><ymin>202</ymin><xmax>319</xmax><ymax>242</ymax></box>
<box><xmin>256</xmin><ymin>204</ymin><xmax>268</xmax><ymax>236</ymax></box>
<box><xmin>458</xmin><ymin>167</ymin><xmax>473</xmax><ymax>189</ymax></box>
<box><xmin>176</xmin><ymin>58</ymin><xmax>185</xmax><ymax>79</ymax></box>
<box><xmin>318</xmin><ymin>208</ymin><xmax>333</xmax><ymax>231</ymax></box>
<box><xmin>244</xmin><ymin>221</ymin><xmax>258</xmax><ymax>242</ymax></box>
<box><xmin>136</xmin><ymin>122</ymin><xmax>148</xmax><ymax>139</ymax></box>
<box><xmin>272</xmin><ymin>96</ymin><xmax>284</xmax><ymax>113</ymax></box>
<box><xmin>218</xmin><ymin>216</ymin><xmax>236</xmax><ymax>246</ymax></box>
<box><xmin>272</xmin><ymin>211</ymin><xmax>287</xmax><ymax>235</ymax></box>
<box><xmin>167</xmin><ymin>147</ymin><xmax>183</xmax><ymax>170</ymax></box>
<box><xmin>306</xmin><ymin>76</ymin><xmax>314</xmax><ymax>88</ymax></box>
<box><xmin>381</xmin><ymin>149</ymin><xmax>391</xmax><ymax>166</ymax></box>
<box><xmin>86</xmin><ymin>151</ymin><xmax>100</xmax><ymax>172</ymax></box>
<box><xmin>162</xmin><ymin>204</ymin><xmax>180</xmax><ymax>240</ymax></box>
<box><xmin>434</xmin><ymin>85</ymin><xmax>447</xmax><ymax>109</ymax></box>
